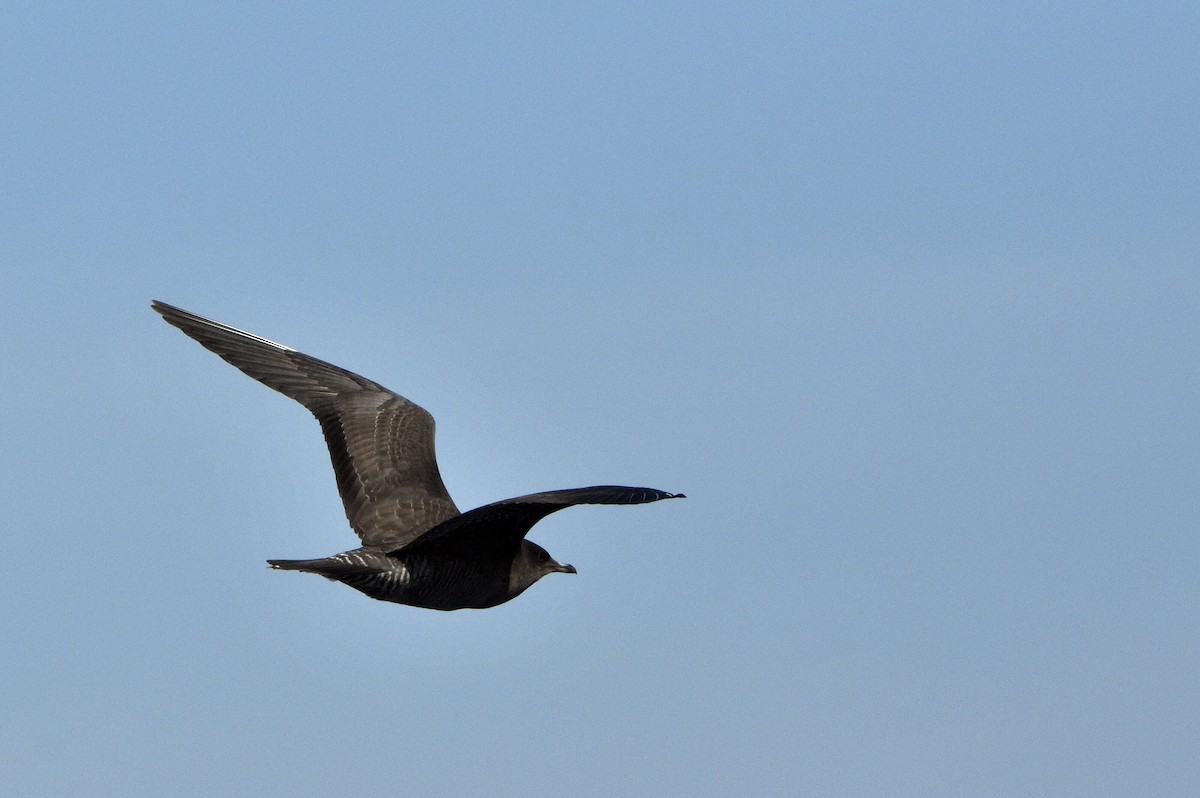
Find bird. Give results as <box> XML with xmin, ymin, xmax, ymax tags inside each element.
<box><xmin>152</xmin><ymin>300</ymin><xmax>683</xmax><ymax>610</ymax></box>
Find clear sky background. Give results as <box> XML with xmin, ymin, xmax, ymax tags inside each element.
<box><xmin>3</xmin><ymin>3</ymin><xmax>1197</xmax><ymax>796</ymax></box>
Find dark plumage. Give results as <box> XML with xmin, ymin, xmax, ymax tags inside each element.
<box><xmin>152</xmin><ymin>301</ymin><xmax>683</xmax><ymax>610</ymax></box>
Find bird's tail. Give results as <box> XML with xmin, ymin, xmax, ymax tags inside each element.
<box><xmin>267</xmin><ymin>557</ymin><xmax>368</xmax><ymax>583</ymax></box>
<box><xmin>267</xmin><ymin>549</ymin><xmax>393</xmax><ymax>580</ymax></box>
<box><xmin>267</xmin><ymin>558</ymin><xmax>326</xmax><ymax>573</ymax></box>
<box><xmin>268</xmin><ymin>552</ymin><xmax>402</xmax><ymax>603</ymax></box>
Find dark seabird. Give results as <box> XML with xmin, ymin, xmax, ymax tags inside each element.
<box><xmin>152</xmin><ymin>301</ymin><xmax>683</xmax><ymax>610</ymax></box>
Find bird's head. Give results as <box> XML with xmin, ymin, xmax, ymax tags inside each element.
<box><xmin>508</xmin><ymin>540</ymin><xmax>576</xmax><ymax>596</ymax></box>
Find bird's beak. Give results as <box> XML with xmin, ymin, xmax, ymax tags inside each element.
<box><xmin>553</xmin><ymin>562</ymin><xmax>577</xmax><ymax>575</ymax></box>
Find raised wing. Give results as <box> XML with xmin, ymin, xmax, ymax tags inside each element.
<box><xmin>398</xmin><ymin>485</ymin><xmax>684</xmax><ymax>560</ymax></box>
<box><xmin>152</xmin><ymin>301</ymin><xmax>459</xmax><ymax>548</ymax></box>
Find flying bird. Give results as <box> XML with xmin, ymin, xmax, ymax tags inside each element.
<box><xmin>152</xmin><ymin>301</ymin><xmax>683</xmax><ymax>610</ymax></box>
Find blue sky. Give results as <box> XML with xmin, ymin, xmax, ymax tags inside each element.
<box><xmin>3</xmin><ymin>3</ymin><xmax>1197</xmax><ymax>795</ymax></box>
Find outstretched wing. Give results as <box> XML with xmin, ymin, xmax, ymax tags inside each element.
<box><xmin>153</xmin><ymin>301</ymin><xmax>459</xmax><ymax>548</ymax></box>
<box><xmin>399</xmin><ymin>486</ymin><xmax>684</xmax><ymax>560</ymax></box>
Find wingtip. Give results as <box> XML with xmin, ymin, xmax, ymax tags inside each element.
<box><xmin>151</xmin><ymin>299</ymin><xmax>179</xmax><ymax>317</ymax></box>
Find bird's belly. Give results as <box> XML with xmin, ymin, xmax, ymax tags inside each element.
<box><xmin>393</xmin><ymin>555</ymin><xmax>510</xmax><ymax>610</ymax></box>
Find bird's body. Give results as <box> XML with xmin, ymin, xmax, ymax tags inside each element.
<box><xmin>269</xmin><ymin>548</ymin><xmax>509</xmax><ymax>610</ymax></box>
<box><xmin>152</xmin><ymin>301</ymin><xmax>682</xmax><ymax>610</ymax></box>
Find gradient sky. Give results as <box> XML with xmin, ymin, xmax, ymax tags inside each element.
<box><xmin>3</xmin><ymin>3</ymin><xmax>1198</xmax><ymax>796</ymax></box>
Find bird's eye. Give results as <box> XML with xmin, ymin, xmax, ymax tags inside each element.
<box><xmin>539</xmin><ymin>551</ymin><xmax>548</xmax><ymax>562</ymax></box>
